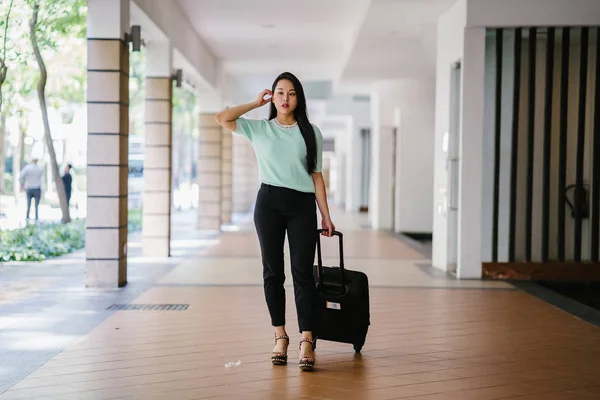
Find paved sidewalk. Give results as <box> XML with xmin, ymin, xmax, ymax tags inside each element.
<box><xmin>0</xmin><ymin>195</ymin><xmax>86</xmax><ymax>231</ymax></box>
<box><xmin>0</xmin><ymin>209</ymin><xmax>222</xmax><ymax>394</ymax></box>
<box><xmin>2</xmin><ymin>207</ymin><xmax>599</xmax><ymax>400</ymax></box>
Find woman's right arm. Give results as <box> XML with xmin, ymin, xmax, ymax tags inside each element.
<box><xmin>215</xmin><ymin>89</ymin><xmax>272</xmax><ymax>131</ymax></box>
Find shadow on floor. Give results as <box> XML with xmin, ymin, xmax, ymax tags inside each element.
<box><xmin>511</xmin><ymin>280</ymin><xmax>600</xmax><ymax>328</ymax></box>
<box><xmin>537</xmin><ymin>281</ymin><xmax>600</xmax><ymax>311</ymax></box>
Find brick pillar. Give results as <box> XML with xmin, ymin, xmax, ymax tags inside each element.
<box><xmin>247</xmin><ymin>140</ymin><xmax>259</xmax><ymax>207</ymax></box>
<box><xmin>221</xmin><ymin>128</ymin><xmax>233</xmax><ymax>224</ymax></box>
<box><xmin>232</xmin><ymin>135</ymin><xmax>247</xmax><ymax>213</ymax></box>
<box><xmin>142</xmin><ymin>41</ymin><xmax>173</xmax><ymax>257</ymax></box>
<box><xmin>232</xmin><ymin>136</ymin><xmax>258</xmax><ymax>213</ymax></box>
<box><xmin>85</xmin><ymin>0</ymin><xmax>129</xmax><ymax>287</ymax></box>
<box><xmin>142</xmin><ymin>77</ymin><xmax>172</xmax><ymax>257</ymax></box>
<box><xmin>198</xmin><ymin>114</ymin><xmax>222</xmax><ymax>230</ymax></box>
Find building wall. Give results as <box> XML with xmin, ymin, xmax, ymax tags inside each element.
<box><xmin>466</xmin><ymin>0</ymin><xmax>600</xmax><ymax>28</ymax></box>
<box><xmin>482</xmin><ymin>30</ymin><xmax>599</xmax><ymax>263</ymax></box>
<box><xmin>432</xmin><ymin>0</ymin><xmax>467</xmax><ymax>271</ymax></box>
<box><xmin>395</xmin><ymin>79</ymin><xmax>435</xmax><ymax>234</ymax></box>
<box><xmin>433</xmin><ymin>0</ymin><xmax>600</xmax><ymax>277</ymax></box>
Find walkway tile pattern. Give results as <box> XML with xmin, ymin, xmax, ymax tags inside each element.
<box><xmin>2</xmin><ymin>286</ymin><xmax>600</xmax><ymax>399</ymax></box>
<box><xmin>2</xmin><ymin>208</ymin><xmax>599</xmax><ymax>399</ymax></box>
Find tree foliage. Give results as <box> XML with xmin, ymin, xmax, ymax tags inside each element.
<box><xmin>0</xmin><ymin>0</ymin><xmax>87</xmax><ymax>219</ymax></box>
<box><xmin>26</xmin><ymin>0</ymin><xmax>86</xmax><ymax>106</ymax></box>
<box><xmin>27</xmin><ymin>0</ymin><xmax>87</xmax><ymax>223</ymax></box>
<box><xmin>0</xmin><ymin>0</ymin><xmax>15</xmax><ymax>115</ymax></box>
<box><xmin>1</xmin><ymin>0</ymin><xmax>86</xmax><ymax>120</ymax></box>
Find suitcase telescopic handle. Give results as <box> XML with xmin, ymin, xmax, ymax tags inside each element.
<box><xmin>316</xmin><ymin>229</ymin><xmax>345</xmax><ymax>291</ymax></box>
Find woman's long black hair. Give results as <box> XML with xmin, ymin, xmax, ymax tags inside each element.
<box><xmin>269</xmin><ymin>72</ymin><xmax>317</xmax><ymax>173</ymax></box>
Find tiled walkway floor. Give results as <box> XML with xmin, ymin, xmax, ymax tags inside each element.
<box><xmin>2</xmin><ymin>208</ymin><xmax>600</xmax><ymax>399</ymax></box>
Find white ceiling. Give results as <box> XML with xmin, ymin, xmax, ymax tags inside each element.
<box><xmin>177</xmin><ymin>0</ymin><xmax>457</xmax><ymax>97</ymax></box>
<box><xmin>177</xmin><ymin>0</ymin><xmax>368</xmax><ymax>81</ymax></box>
<box><xmin>340</xmin><ymin>0</ymin><xmax>455</xmax><ymax>92</ymax></box>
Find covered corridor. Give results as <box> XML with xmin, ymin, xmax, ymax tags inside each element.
<box><xmin>2</xmin><ymin>0</ymin><xmax>600</xmax><ymax>398</ymax></box>
<box><xmin>80</xmin><ymin>0</ymin><xmax>600</xmax><ymax>289</ymax></box>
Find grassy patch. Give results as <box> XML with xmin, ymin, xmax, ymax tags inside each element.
<box><xmin>0</xmin><ymin>220</ymin><xmax>86</xmax><ymax>262</ymax></box>
<box><xmin>1</xmin><ymin>209</ymin><xmax>144</xmax><ymax>262</ymax></box>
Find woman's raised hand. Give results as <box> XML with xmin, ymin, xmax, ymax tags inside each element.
<box><xmin>255</xmin><ymin>89</ymin><xmax>273</xmax><ymax>107</ymax></box>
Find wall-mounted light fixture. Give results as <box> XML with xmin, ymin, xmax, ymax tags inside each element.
<box><xmin>125</xmin><ymin>25</ymin><xmax>142</xmax><ymax>52</ymax></box>
<box><xmin>172</xmin><ymin>69</ymin><xmax>183</xmax><ymax>88</ymax></box>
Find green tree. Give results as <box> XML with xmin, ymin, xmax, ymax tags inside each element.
<box><xmin>27</xmin><ymin>0</ymin><xmax>85</xmax><ymax>223</ymax></box>
<box><xmin>0</xmin><ymin>0</ymin><xmax>15</xmax><ymax>194</ymax></box>
<box><xmin>4</xmin><ymin>65</ymin><xmax>37</xmax><ymax>195</ymax></box>
<box><xmin>0</xmin><ymin>0</ymin><xmax>15</xmax><ymax>114</ymax></box>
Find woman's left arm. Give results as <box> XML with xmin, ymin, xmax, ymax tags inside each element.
<box><xmin>312</xmin><ymin>172</ymin><xmax>335</xmax><ymax>237</ymax></box>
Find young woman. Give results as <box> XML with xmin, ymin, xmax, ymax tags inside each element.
<box><xmin>216</xmin><ymin>72</ymin><xmax>335</xmax><ymax>372</ymax></box>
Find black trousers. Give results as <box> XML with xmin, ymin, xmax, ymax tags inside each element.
<box><xmin>26</xmin><ymin>188</ymin><xmax>41</xmax><ymax>220</ymax></box>
<box><xmin>254</xmin><ymin>183</ymin><xmax>318</xmax><ymax>332</ymax></box>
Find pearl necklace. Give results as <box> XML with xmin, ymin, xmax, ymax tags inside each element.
<box><xmin>273</xmin><ymin>119</ymin><xmax>298</xmax><ymax>129</ymax></box>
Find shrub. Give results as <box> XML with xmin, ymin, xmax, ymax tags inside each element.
<box><xmin>1</xmin><ymin>209</ymin><xmax>145</xmax><ymax>262</ymax></box>
<box><xmin>0</xmin><ymin>219</ymin><xmax>86</xmax><ymax>262</ymax></box>
<box><xmin>128</xmin><ymin>208</ymin><xmax>142</xmax><ymax>232</ymax></box>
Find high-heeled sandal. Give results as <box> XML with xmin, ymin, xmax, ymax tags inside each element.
<box><xmin>271</xmin><ymin>334</ymin><xmax>289</xmax><ymax>365</ymax></box>
<box><xmin>299</xmin><ymin>338</ymin><xmax>315</xmax><ymax>372</ymax></box>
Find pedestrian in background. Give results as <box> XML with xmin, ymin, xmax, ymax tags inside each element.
<box><xmin>19</xmin><ymin>158</ymin><xmax>44</xmax><ymax>220</ymax></box>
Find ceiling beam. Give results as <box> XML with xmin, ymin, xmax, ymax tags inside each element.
<box><xmin>131</xmin><ymin>0</ymin><xmax>219</xmax><ymax>90</ymax></box>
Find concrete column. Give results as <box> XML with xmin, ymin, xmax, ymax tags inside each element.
<box><xmin>248</xmin><ymin>141</ymin><xmax>259</xmax><ymax>206</ymax></box>
<box><xmin>232</xmin><ymin>136</ymin><xmax>257</xmax><ymax>213</ymax></box>
<box><xmin>432</xmin><ymin>1</ymin><xmax>466</xmax><ymax>273</ymax></box>
<box><xmin>457</xmin><ymin>27</ymin><xmax>486</xmax><ymax>278</ymax></box>
<box><xmin>335</xmin><ymin>128</ymin><xmax>347</xmax><ymax>207</ymax></box>
<box><xmin>370</xmin><ymin>79</ymin><xmax>435</xmax><ymax>233</ymax></box>
<box><xmin>369</xmin><ymin>83</ymin><xmax>396</xmax><ymax>231</ymax></box>
<box><xmin>221</xmin><ymin>128</ymin><xmax>233</xmax><ymax>224</ymax></box>
<box><xmin>346</xmin><ymin>124</ymin><xmax>363</xmax><ymax>213</ymax></box>
<box><xmin>85</xmin><ymin>0</ymin><xmax>130</xmax><ymax>287</ymax></box>
<box><xmin>232</xmin><ymin>135</ymin><xmax>247</xmax><ymax>213</ymax></box>
<box><xmin>198</xmin><ymin>113</ymin><xmax>222</xmax><ymax>230</ymax></box>
<box><xmin>393</xmin><ymin>80</ymin><xmax>435</xmax><ymax>234</ymax></box>
<box><xmin>142</xmin><ymin>41</ymin><xmax>173</xmax><ymax>257</ymax></box>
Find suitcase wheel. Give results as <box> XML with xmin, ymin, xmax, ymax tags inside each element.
<box><xmin>353</xmin><ymin>344</ymin><xmax>362</xmax><ymax>353</ymax></box>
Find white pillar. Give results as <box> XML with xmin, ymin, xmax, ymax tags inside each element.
<box><xmin>370</xmin><ymin>80</ymin><xmax>436</xmax><ymax>233</ymax></box>
<box><xmin>432</xmin><ymin>1</ymin><xmax>466</xmax><ymax>273</ymax></box>
<box><xmin>232</xmin><ymin>107</ymin><xmax>261</xmax><ymax>214</ymax></box>
<box><xmin>457</xmin><ymin>27</ymin><xmax>487</xmax><ymax>278</ymax></box>
<box><xmin>394</xmin><ymin>80</ymin><xmax>435</xmax><ymax>233</ymax></box>
<box><xmin>85</xmin><ymin>0</ymin><xmax>130</xmax><ymax>287</ymax></box>
<box><xmin>335</xmin><ymin>128</ymin><xmax>347</xmax><ymax>207</ymax></box>
<box><xmin>345</xmin><ymin>120</ymin><xmax>361</xmax><ymax>213</ymax></box>
<box><xmin>431</xmin><ymin>1</ymin><xmax>500</xmax><ymax>278</ymax></box>
<box><xmin>248</xmin><ymin>142</ymin><xmax>259</xmax><ymax>207</ymax></box>
<box><xmin>221</xmin><ymin>127</ymin><xmax>233</xmax><ymax>224</ymax></box>
<box><xmin>198</xmin><ymin>113</ymin><xmax>222</xmax><ymax>230</ymax></box>
<box><xmin>232</xmin><ymin>137</ymin><xmax>257</xmax><ymax>213</ymax></box>
<box><xmin>232</xmin><ymin>134</ymin><xmax>247</xmax><ymax>214</ymax></box>
<box><xmin>142</xmin><ymin>41</ymin><xmax>173</xmax><ymax>257</ymax></box>
<box><xmin>369</xmin><ymin>85</ymin><xmax>394</xmax><ymax>230</ymax></box>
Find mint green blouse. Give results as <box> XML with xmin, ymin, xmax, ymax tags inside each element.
<box><xmin>234</xmin><ymin>118</ymin><xmax>323</xmax><ymax>193</ymax></box>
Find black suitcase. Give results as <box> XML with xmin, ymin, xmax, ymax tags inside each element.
<box><xmin>312</xmin><ymin>229</ymin><xmax>370</xmax><ymax>353</ymax></box>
